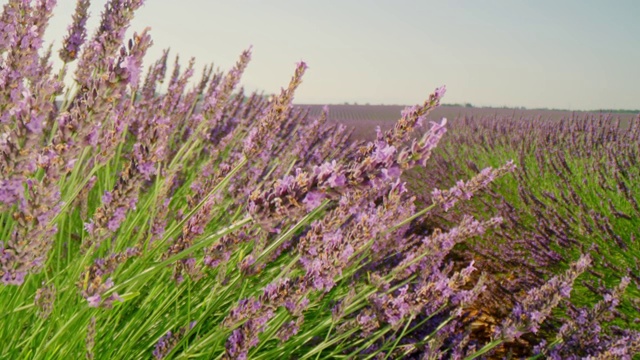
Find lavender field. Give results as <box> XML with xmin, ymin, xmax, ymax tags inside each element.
<box><xmin>1</xmin><ymin>1</ymin><xmax>639</xmax><ymax>359</ymax></box>
<box><xmin>300</xmin><ymin>104</ymin><xmax>638</xmax><ymax>141</ymax></box>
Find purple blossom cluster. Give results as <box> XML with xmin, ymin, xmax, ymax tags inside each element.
<box><xmin>59</xmin><ymin>0</ymin><xmax>90</xmax><ymax>63</ymax></box>
<box><xmin>247</xmin><ymin>101</ymin><xmax>448</xmax><ymax>233</ymax></box>
<box><xmin>77</xmin><ymin>246</ymin><xmax>140</xmax><ymax>308</ymax></box>
<box><xmin>152</xmin><ymin>321</ymin><xmax>197</xmax><ymax>359</ymax></box>
<box><xmin>497</xmin><ymin>255</ymin><xmax>591</xmax><ymax>341</ymax></box>
<box><xmin>74</xmin><ymin>0</ymin><xmax>145</xmax><ymax>86</ymax></box>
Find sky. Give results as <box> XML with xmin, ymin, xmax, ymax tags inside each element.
<box><xmin>41</xmin><ymin>0</ymin><xmax>640</xmax><ymax>110</ymax></box>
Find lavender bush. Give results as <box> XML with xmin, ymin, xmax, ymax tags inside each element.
<box><xmin>0</xmin><ymin>1</ymin><xmax>634</xmax><ymax>359</ymax></box>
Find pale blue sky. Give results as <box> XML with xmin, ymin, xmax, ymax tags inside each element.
<box><xmin>42</xmin><ymin>1</ymin><xmax>640</xmax><ymax>110</ymax></box>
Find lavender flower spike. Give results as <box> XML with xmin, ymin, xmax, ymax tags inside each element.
<box><xmin>242</xmin><ymin>61</ymin><xmax>307</xmax><ymax>158</ymax></box>
<box><xmin>431</xmin><ymin>160</ymin><xmax>516</xmax><ymax>211</ymax></box>
<box><xmin>498</xmin><ymin>254</ymin><xmax>591</xmax><ymax>341</ymax></box>
<box><xmin>59</xmin><ymin>0</ymin><xmax>90</xmax><ymax>63</ymax></box>
<box><xmin>152</xmin><ymin>322</ymin><xmax>196</xmax><ymax>359</ymax></box>
<box><xmin>384</xmin><ymin>85</ymin><xmax>447</xmax><ymax>146</ymax></box>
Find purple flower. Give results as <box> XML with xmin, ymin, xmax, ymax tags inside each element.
<box><xmin>226</xmin><ymin>329</ymin><xmax>248</xmax><ymax>360</ymax></box>
<box><xmin>123</xmin><ymin>54</ymin><xmax>142</xmax><ymax>88</ymax></box>
<box><xmin>25</xmin><ymin>114</ymin><xmax>44</xmax><ymax>134</ymax></box>
<box><xmin>276</xmin><ymin>318</ymin><xmax>302</xmax><ymax>342</ymax></box>
<box><xmin>302</xmin><ymin>191</ymin><xmax>325</xmax><ymax>211</ymax></box>
<box><xmin>137</xmin><ymin>161</ymin><xmax>156</xmax><ymax>180</ymax></box>
<box><xmin>107</xmin><ymin>207</ymin><xmax>127</xmax><ymax>232</ymax></box>
<box><xmin>435</xmin><ymin>85</ymin><xmax>447</xmax><ymax>98</ymax></box>
<box><xmin>102</xmin><ymin>191</ymin><xmax>113</xmax><ymax>205</ymax></box>
<box><xmin>84</xmin><ymin>220</ymin><xmax>96</xmax><ymax>235</ymax></box>
<box><xmin>87</xmin><ymin>294</ymin><xmax>101</xmax><ymax>308</ymax></box>
<box><xmin>0</xmin><ymin>178</ymin><xmax>24</xmax><ymax>206</ymax></box>
<box><xmin>2</xmin><ymin>271</ymin><xmax>25</xmax><ymax>286</ymax></box>
<box><xmin>372</xmin><ymin>143</ymin><xmax>396</xmax><ymax>164</ymax></box>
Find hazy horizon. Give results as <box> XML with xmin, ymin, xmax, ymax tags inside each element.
<box><xmin>41</xmin><ymin>1</ymin><xmax>640</xmax><ymax>111</ymax></box>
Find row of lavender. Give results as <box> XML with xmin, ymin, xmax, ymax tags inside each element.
<box><xmin>0</xmin><ymin>0</ymin><xmax>636</xmax><ymax>359</ymax></box>
<box><xmin>406</xmin><ymin>114</ymin><xmax>640</xmax><ymax>357</ymax></box>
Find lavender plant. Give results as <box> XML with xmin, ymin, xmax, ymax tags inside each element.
<box><xmin>0</xmin><ymin>1</ymin><xmax>631</xmax><ymax>359</ymax></box>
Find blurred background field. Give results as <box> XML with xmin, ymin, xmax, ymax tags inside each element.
<box><xmin>298</xmin><ymin>104</ymin><xmax>639</xmax><ymax>140</ymax></box>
